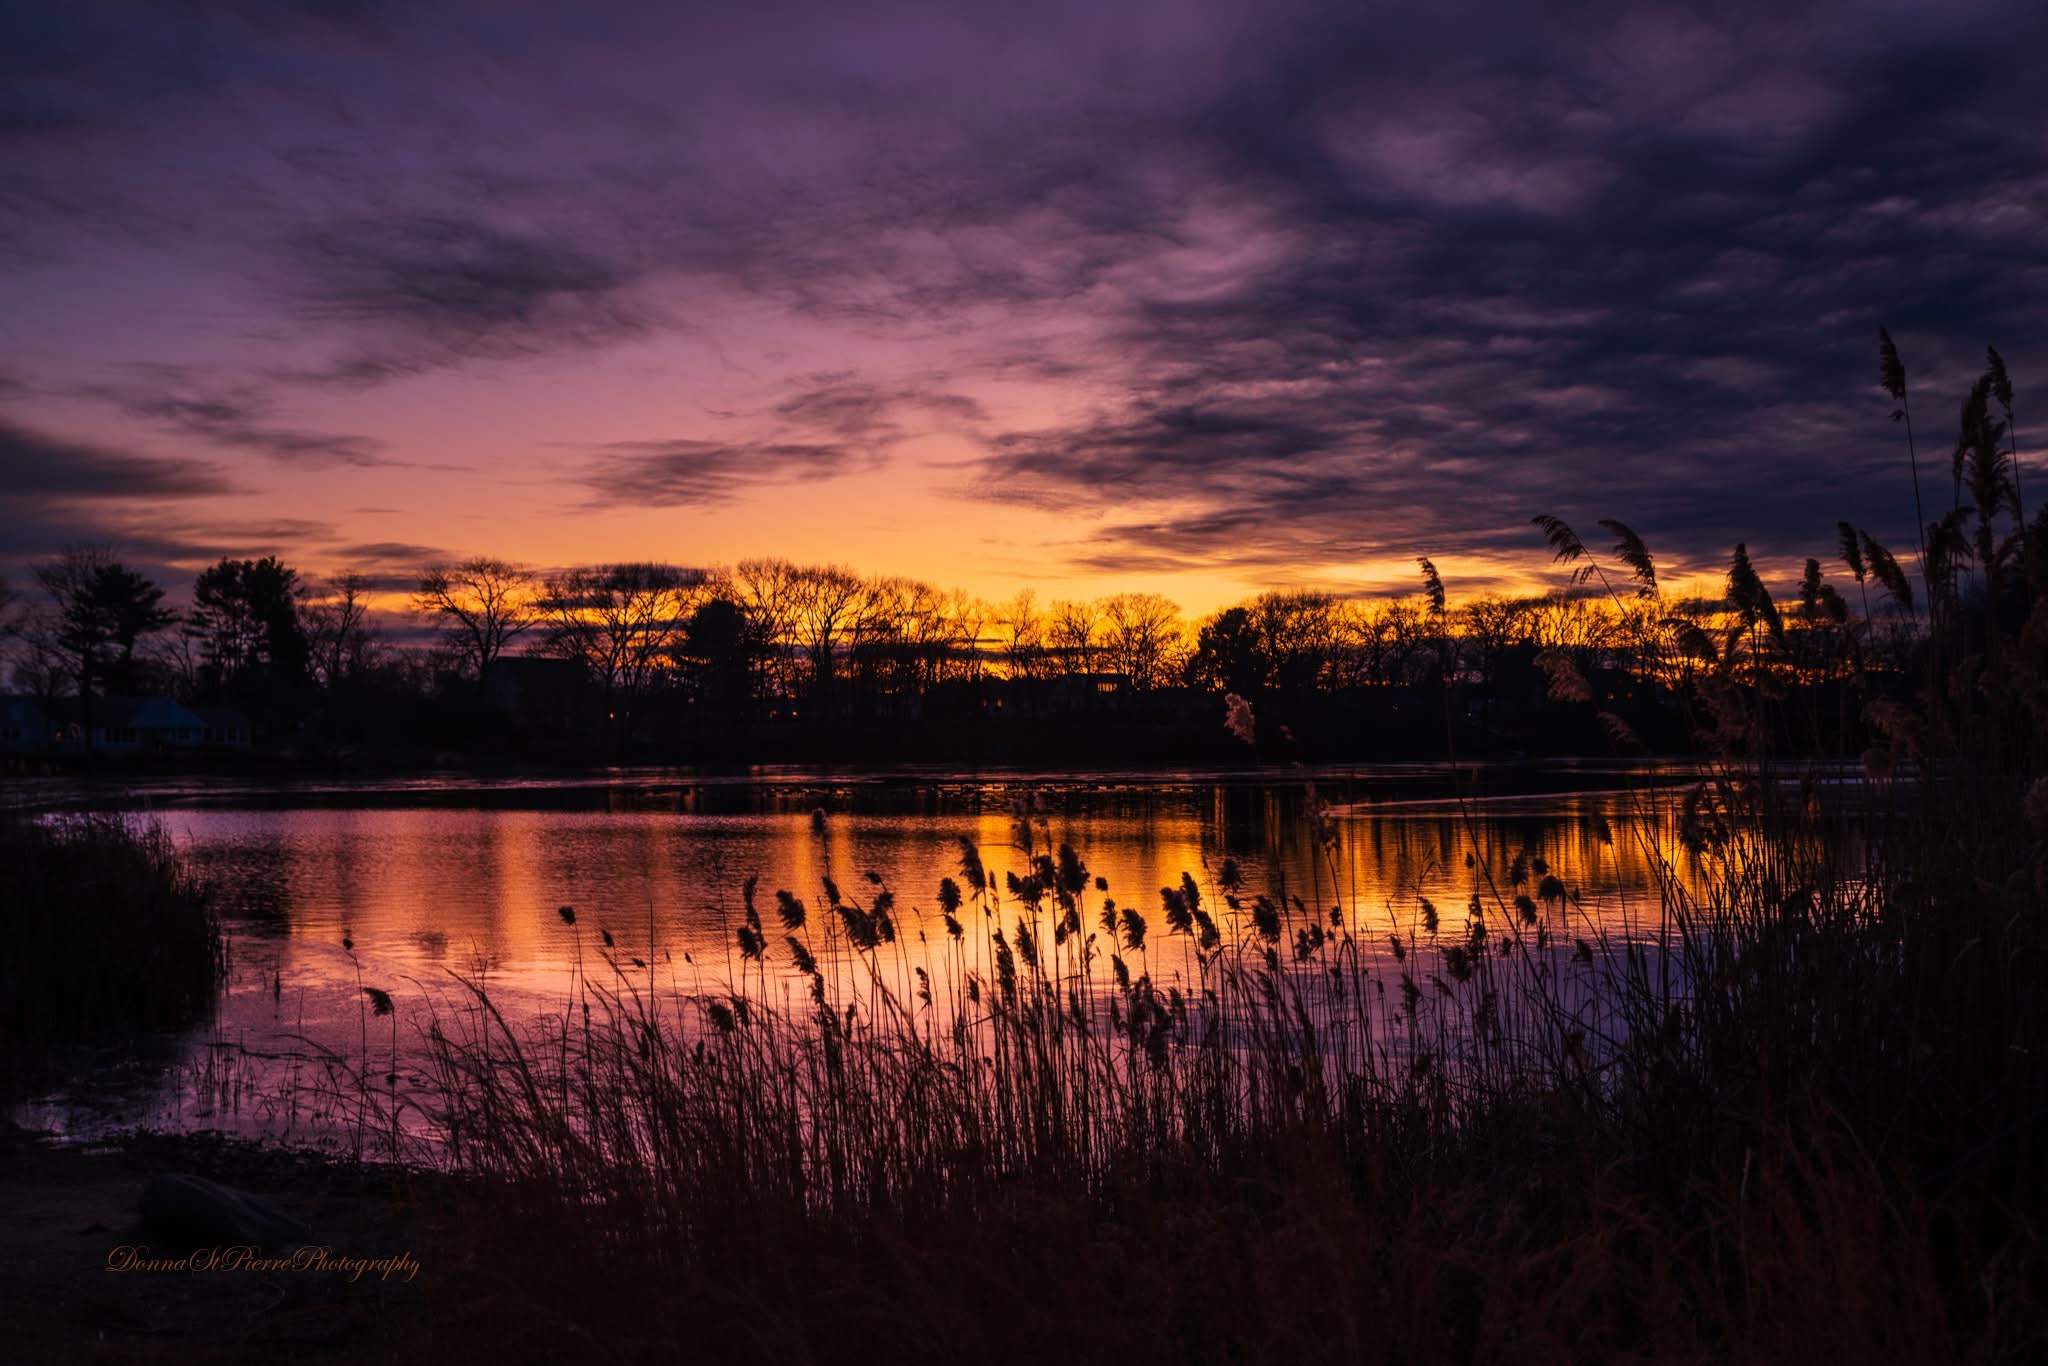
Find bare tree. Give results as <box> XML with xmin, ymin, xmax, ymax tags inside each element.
<box><xmin>726</xmin><ymin>559</ymin><xmax>804</xmax><ymax>704</ymax></box>
<box><xmin>414</xmin><ymin>557</ymin><xmax>536</xmax><ymax>692</ymax></box>
<box><xmin>538</xmin><ymin>563</ymin><xmax>706</xmax><ymax>740</ymax></box>
<box><xmin>1047</xmin><ymin>599</ymin><xmax>1100</xmax><ymax>680</ymax></box>
<box><xmin>946</xmin><ymin>590</ymin><xmax>990</xmax><ymax>684</ymax></box>
<box><xmin>8</xmin><ymin>611</ymin><xmax>70</xmax><ymax>705</ymax></box>
<box><xmin>1253</xmin><ymin>590</ymin><xmax>1344</xmax><ymax>691</ymax></box>
<box><xmin>1100</xmin><ymin>592</ymin><xmax>1182</xmax><ymax>691</ymax></box>
<box><xmin>306</xmin><ymin>573</ymin><xmax>380</xmax><ymax>688</ymax></box>
<box><xmin>791</xmin><ymin>564</ymin><xmax>866</xmax><ymax>711</ymax></box>
<box><xmin>997</xmin><ymin>589</ymin><xmax>1045</xmax><ymax>682</ymax></box>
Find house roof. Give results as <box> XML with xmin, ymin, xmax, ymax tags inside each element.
<box><xmin>45</xmin><ymin>695</ymin><xmax>207</xmax><ymax>730</ymax></box>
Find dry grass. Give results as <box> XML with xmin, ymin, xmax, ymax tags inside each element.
<box><xmin>171</xmin><ymin>350</ymin><xmax>2048</xmax><ymax>1362</ymax></box>
<box><xmin>2</xmin><ymin>814</ymin><xmax>226</xmax><ymax>1101</ymax></box>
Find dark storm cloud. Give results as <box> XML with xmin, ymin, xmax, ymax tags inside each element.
<box><xmin>772</xmin><ymin>377</ymin><xmax>987</xmax><ymax>444</ymax></box>
<box><xmin>0</xmin><ymin>412</ymin><xmax>363</xmax><ymax>579</ymax></box>
<box><xmin>105</xmin><ymin>389</ymin><xmax>388</xmax><ymax>467</ymax></box>
<box><xmin>0</xmin><ymin>420</ymin><xmax>233</xmax><ymax>501</ymax></box>
<box><xmin>578</xmin><ymin>374</ymin><xmax>983</xmax><ymax>506</ymax></box>
<box><xmin>337</xmin><ymin>541</ymin><xmax>445</xmax><ymax>563</ymax></box>
<box><xmin>4</xmin><ymin>0</ymin><xmax>2046</xmax><ymax>583</ymax></box>
<box><xmin>287</xmin><ymin>215</ymin><xmax>655</xmax><ymax>375</ymax></box>
<box><xmin>918</xmin><ymin>0</ymin><xmax>2048</xmax><ymax>581</ymax></box>
<box><xmin>579</xmin><ymin>440</ymin><xmax>863</xmax><ymax>508</ymax></box>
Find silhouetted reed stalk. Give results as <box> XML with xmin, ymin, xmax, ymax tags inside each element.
<box><xmin>1879</xmin><ymin>326</ymin><xmax>1936</xmax><ymax>613</ymax></box>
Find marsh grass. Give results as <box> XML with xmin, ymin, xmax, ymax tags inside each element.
<box><xmin>289</xmin><ymin>351</ymin><xmax>2047</xmax><ymax>1361</ymax></box>
<box><xmin>306</xmin><ymin>698</ymin><xmax>2042</xmax><ymax>1360</ymax></box>
<box><xmin>1</xmin><ymin>813</ymin><xmax>226</xmax><ymax>1102</ymax></box>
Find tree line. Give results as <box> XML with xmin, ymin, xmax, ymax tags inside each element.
<box><xmin>0</xmin><ymin>531</ymin><xmax>1959</xmax><ymax>765</ymax></box>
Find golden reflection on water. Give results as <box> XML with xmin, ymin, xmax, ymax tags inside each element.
<box><xmin>73</xmin><ymin>773</ymin><xmax>1857</xmax><ymax>1141</ymax></box>
<box><xmin>164</xmin><ymin>786</ymin><xmax>1720</xmax><ymax>1016</ymax></box>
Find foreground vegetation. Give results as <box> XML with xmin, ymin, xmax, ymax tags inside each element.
<box><xmin>18</xmin><ymin>341</ymin><xmax>2047</xmax><ymax>1362</ymax></box>
<box><xmin>0</xmin><ymin>815</ymin><xmax>226</xmax><ymax>1101</ymax></box>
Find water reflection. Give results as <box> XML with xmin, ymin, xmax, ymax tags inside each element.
<box><xmin>21</xmin><ymin>767</ymin><xmax>1809</xmax><ymax>1142</ymax></box>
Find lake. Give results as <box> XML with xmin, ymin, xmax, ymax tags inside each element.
<box><xmin>12</xmin><ymin>761</ymin><xmax>1740</xmax><ymax>1144</ymax></box>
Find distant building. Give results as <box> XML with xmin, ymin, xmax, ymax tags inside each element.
<box><xmin>26</xmin><ymin>696</ymin><xmax>254</xmax><ymax>755</ymax></box>
<box><xmin>0</xmin><ymin>695</ymin><xmax>55</xmax><ymax>752</ymax></box>
<box><xmin>192</xmin><ymin>706</ymin><xmax>255</xmax><ymax>749</ymax></box>
<box><xmin>76</xmin><ymin>696</ymin><xmax>208</xmax><ymax>752</ymax></box>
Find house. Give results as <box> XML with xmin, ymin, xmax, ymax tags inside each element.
<box><xmin>41</xmin><ymin>695</ymin><xmax>228</xmax><ymax>754</ymax></box>
<box><xmin>85</xmin><ymin>696</ymin><xmax>209</xmax><ymax>752</ymax></box>
<box><xmin>0</xmin><ymin>695</ymin><xmax>55</xmax><ymax>752</ymax></box>
<box><xmin>192</xmin><ymin>706</ymin><xmax>255</xmax><ymax>749</ymax></box>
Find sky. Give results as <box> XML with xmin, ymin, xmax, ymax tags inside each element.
<box><xmin>2</xmin><ymin>0</ymin><xmax>2044</xmax><ymax>616</ymax></box>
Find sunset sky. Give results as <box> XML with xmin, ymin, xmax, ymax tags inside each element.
<box><xmin>3</xmin><ymin>0</ymin><xmax>2043</xmax><ymax>616</ymax></box>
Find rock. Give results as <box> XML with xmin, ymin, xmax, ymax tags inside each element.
<box><xmin>138</xmin><ymin>1172</ymin><xmax>310</xmax><ymax>1250</ymax></box>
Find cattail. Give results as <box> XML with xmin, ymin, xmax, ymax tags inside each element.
<box><xmin>1056</xmin><ymin>844</ymin><xmax>1088</xmax><ymax>896</ymax></box>
<box><xmin>1223</xmin><ymin>691</ymin><xmax>1256</xmax><ymax>745</ymax></box>
<box><xmin>1878</xmin><ymin>326</ymin><xmax>1907</xmax><ymax>401</ymax></box>
<box><xmin>1986</xmin><ymin>346</ymin><xmax>2026</xmax><ymax>529</ymax></box>
<box><xmin>1727</xmin><ymin>544</ymin><xmax>1784</xmax><ymax>642</ymax></box>
<box><xmin>956</xmin><ymin>837</ymin><xmax>985</xmax><ymax>894</ymax></box>
<box><xmin>1598</xmin><ymin>519</ymin><xmax>1658</xmax><ymax>598</ymax></box>
<box><xmin>1533</xmin><ymin>647</ymin><xmax>1592</xmax><ymax>703</ymax></box>
<box><xmin>1800</xmin><ymin>558</ymin><xmax>1824</xmax><ymax>611</ymax></box>
<box><xmin>1416</xmin><ymin>557</ymin><xmax>1446</xmax><ymax>617</ymax></box>
<box><xmin>1860</xmin><ymin>531</ymin><xmax>1913</xmax><ymax>612</ymax></box>
<box><xmin>1160</xmin><ymin>885</ymin><xmax>1193</xmax><ymax>936</ymax></box>
<box><xmin>1531</xmin><ymin>515</ymin><xmax>1596</xmax><ymax>586</ymax></box>
<box><xmin>1989</xmin><ymin>346</ymin><xmax>2014</xmax><ymax>410</ymax></box>
<box><xmin>1837</xmin><ymin>522</ymin><xmax>1867</xmax><ymax>581</ymax></box>
<box><xmin>1252</xmin><ymin>895</ymin><xmax>1281</xmax><ymax>943</ymax></box>
<box><xmin>1877</xmin><ymin>326</ymin><xmax>1933</xmax><ymax>599</ymax></box>
<box><xmin>787</xmin><ymin>936</ymin><xmax>819</xmax><ymax>977</ymax></box>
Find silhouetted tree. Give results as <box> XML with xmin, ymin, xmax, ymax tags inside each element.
<box><xmin>33</xmin><ymin>549</ymin><xmax>177</xmax><ymax>752</ymax></box>
<box><xmin>415</xmin><ymin>558</ymin><xmax>536</xmax><ymax>695</ymax></box>
<box><xmin>188</xmin><ymin>555</ymin><xmax>310</xmax><ymax>699</ymax></box>
<box><xmin>676</xmin><ymin>597</ymin><xmax>755</xmax><ymax>718</ymax></box>
<box><xmin>1101</xmin><ymin>592</ymin><xmax>1182</xmax><ymax>691</ymax></box>
<box><xmin>791</xmin><ymin>564</ymin><xmax>866</xmax><ymax>714</ymax></box>
<box><xmin>1047</xmin><ymin>599</ymin><xmax>1101</xmax><ymax>683</ymax></box>
<box><xmin>539</xmin><ymin>562</ymin><xmax>705</xmax><ymax>748</ymax></box>
<box><xmin>35</xmin><ymin>549</ymin><xmax>177</xmax><ymax>697</ymax></box>
<box><xmin>305</xmin><ymin>573</ymin><xmax>379</xmax><ymax>688</ymax></box>
<box><xmin>726</xmin><ymin>559</ymin><xmax>804</xmax><ymax>706</ymax></box>
<box><xmin>1190</xmin><ymin>606</ymin><xmax>1266</xmax><ymax>694</ymax></box>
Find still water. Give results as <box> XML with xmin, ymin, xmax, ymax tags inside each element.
<box><xmin>17</xmin><ymin>762</ymin><xmax>1725</xmax><ymax>1143</ymax></box>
